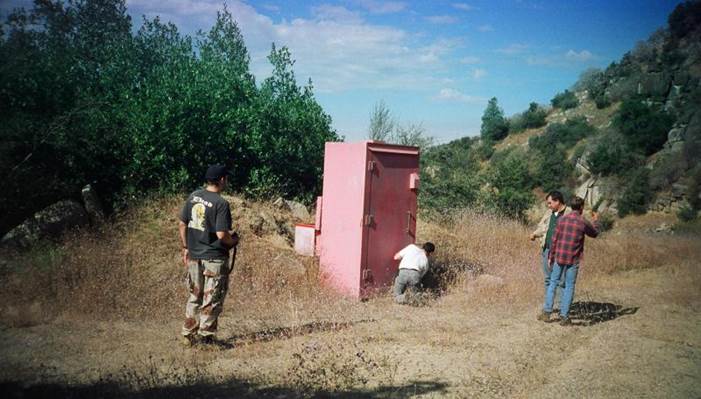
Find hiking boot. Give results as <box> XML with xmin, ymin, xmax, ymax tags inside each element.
<box><xmin>559</xmin><ymin>317</ymin><xmax>572</xmax><ymax>326</ymax></box>
<box><xmin>537</xmin><ymin>311</ymin><xmax>551</xmax><ymax>322</ymax></box>
<box><xmin>180</xmin><ymin>334</ymin><xmax>197</xmax><ymax>347</ymax></box>
<box><xmin>198</xmin><ymin>335</ymin><xmax>216</xmax><ymax>345</ymax></box>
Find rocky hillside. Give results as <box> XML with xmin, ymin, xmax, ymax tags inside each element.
<box><xmin>421</xmin><ymin>1</ymin><xmax>701</xmax><ymax>221</ymax></box>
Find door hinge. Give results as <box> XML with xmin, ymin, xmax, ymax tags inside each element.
<box><xmin>362</xmin><ymin>269</ymin><xmax>372</xmax><ymax>281</ymax></box>
<box><xmin>364</xmin><ymin>214</ymin><xmax>374</xmax><ymax>226</ymax></box>
<box><xmin>367</xmin><ymin>160</ymin><xmax>376</xmax><ymax>172</ymax></box>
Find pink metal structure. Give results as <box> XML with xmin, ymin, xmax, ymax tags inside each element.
<box><xmin>310</xmin><ymin>141</ymin><xmax>420</xmax><ymax>298</ymax></box>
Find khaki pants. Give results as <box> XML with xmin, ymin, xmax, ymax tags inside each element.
<box><xmin>182</xmin><ymin>258</ymin><xmax>230</xmax><ymax>337</ymax></box>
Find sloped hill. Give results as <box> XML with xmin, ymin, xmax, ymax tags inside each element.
<box><xmin>422</xmin><ymin>1</ymin><xmax>701</xmax><ymax>222</ymax></box>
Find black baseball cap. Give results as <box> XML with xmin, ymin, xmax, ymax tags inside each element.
<box><xmin>205</xmin><ymin>164</ymin><xmax>228</xmax><ymax>180</ymax></box>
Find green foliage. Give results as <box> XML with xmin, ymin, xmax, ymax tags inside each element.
<box><xmin>551</xmin><ymin>90</ymin><xmax>579</xmax><ymax>110</ymax></box>
<box><xmin>510</xmin><ymin>102</ymin><xmax>547</xmax><ymax>132</ymax></box>
<box><xmin>420</xmin><ymin>137</ymin><xmax>480</xmax><ymax>211</ymax></box>
<box><xmin>677</xmin><ymin>205</ymin><xmax>698</xmax><ymax>222</ymax></box>
<box><xmin>597</xmin><ymin>212</ymin><xmax>616</xmax><ymax>232</ymax></box>
<box><xmin>486</xmin><ymin>149</ymin><xmax>534</xmax><ymax>219</ymax></box>
<box><xmin>617</xmin><ymin>167</ymin><xmax>652</xmax><ymax>217</ymax></box>
<box><xmin>587</xmin><ymin>131</ymin><xmax>642</xmax><ymax>176</ymax></box>
<box><xmin>531</xmin><ymin>150</ymin><xmax>573</xmax><ymax>193</ymax></box>
<box><xmin>613</xmin><ymin>98</ymin><xmax>675</xmax><ymax>155</ymax></box>
<box><xmin>668</xmin><ymin>1</ymin><xmax>701</xmax><ymax>39</ymax></box>
<box><xmin>480</xmin><ymin>97</ymin><xmax>509</xmax><ymax>141</ymax></box>
<box><xmin>529</xmin><ymin>117</ymin><xmax>595</xmax><ymax>152</ymax></box>
<box><xmin>0</xmin><ymin>1</ymin><xmax>338</xmax><ymax>233</ymax></box>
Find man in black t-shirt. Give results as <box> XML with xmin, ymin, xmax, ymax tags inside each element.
<box><xmin>178</xmin><ymin>165</ymin><xmax>238</xmax><ymax>346</ymax></box>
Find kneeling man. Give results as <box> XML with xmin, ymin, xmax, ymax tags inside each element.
<box><xmin>392</xmin><ymin>242</ymin><xmax>435</xmax><ymax>304</ymax></box>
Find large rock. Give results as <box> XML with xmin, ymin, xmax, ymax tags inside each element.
<box><xmin>81</xmin><ymin>184</ymin><xmax>105</xmax><ymax>224</ymax></box>
<box><xmin>575</xmin><ymin>177</ymin><xmax>603</xmax><ymax>208</ymax></box>
<box><xmin>274</xmin><ymin>198</ymin><xmax>310</xmax><ymax>221</ymax></box>
<box><xmin>1</xmin><ymin>200</ymin><xmax>89</xmax><ymax>247</ymax></box>
<box><xmin>637</xmin><ymin>72</ymin><xmax>672</xmax><ymax>98</ymax></box>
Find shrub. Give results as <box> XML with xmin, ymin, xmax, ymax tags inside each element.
<box><xmin>587</xmin><ymin>131</ymin><xmax>642</xmax><ymax>176</ymax></box>
<box><xmin>594</xmin><ymin>93</ymin><xmax>611</xmax><ymax>109</ymax></box>
<box><xmin>551</xmin><ymin>90</ymin><xmax>579</xmax><ymax>110</ymax></box>
<box><xmin>485</xmin><ymin>149</ymin><xmax>534</xmax><ymax>219</ymax></box>
<box><xmin>613</xmin><ymin>98</ymin><xmax>675</xmax><ymax>155</ymax></box>
<box><xmin>529</xmin><ymin>116</ymin><xmax>595</xmax><ymax>153</ymax></box>
<box><xmin>509</xmin><ymin>102</ymin><xmax>547</xmax><ymax>133</ymax></box>
<box><xmin>618</xmin><ymin>168</ymin><xmax>652</xmax><ymax>217</ymax></box>
<box><xmin>597</xmin><ymin>212</ymin><xmax>616</xmax><ymax>232</ymax></box>
<box><xmin>677</xmin><ymin>205</ymin><xmax>698</xmax><ymax>222</ymax></box>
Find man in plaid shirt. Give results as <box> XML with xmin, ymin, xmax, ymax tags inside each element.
<box><xmin>538</xmin><ymin>196</ymin><xmax>599</xmax><ymax>325</ymax></box>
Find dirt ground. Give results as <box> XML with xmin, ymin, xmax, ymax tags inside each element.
<box><xmin>1</xmin><ymin>261</ymin><xmax>699</xmax><ymax>398</ymax></box>
<box><xmin>0</xmin><ymin>198</ymin><xmax>699</xmax><ymax>398</ymax></box>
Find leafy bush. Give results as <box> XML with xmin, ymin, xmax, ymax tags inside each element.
<box><xmin>510</xmin><ymin>102</ymin><xmax>547</xmax><ymax>132</ymax></box>
<box><xmin>587</xmin><ymin>131</ymin><xmax>642</xmax><ymax>176</ymax></box>
<box><xmin>531</xmin><ymin>149</ymin><xmax>574</xmax><ymax>193</ymax></box>
<box><xmin>594</xmin><ymin>94</ymin><xmax>612</xmax><ymax>109</ymax></box>
<box><xmin>613</xmin><ymin>98</ymin><xmax>675</xmax><ymax>155</ymax></box>
<box><xmin>597</xmin><ymin>212</ymin><xmax>616</xmax><ymax>232</ymax></box>
<box><xmin>551</xmin><ymin>90</ymin><xmax>579</xmax><ymax>110</ymax></box>
<box><xmin>420</xmin><ymin>137</ymin><xmax>480</xmax><ymax>211</ymax></box>
<box><xmin>617</xmin><ymin>168</ymin><xmax>653</xmax><ymax>217</ymax></box>
<box><xmin>529</xmin><ymin>116</ymin><xmax>595</xmax><ymax>152</ymax></box>
<box><xmin>677</xmin><ymin>205</ymin><xmax>698</xmax><ymax>222</ymax></box>
<box><xmin>480</xmin><ymin>97</ymin><xmax>509</xmax><ymax>142</ymax></box>
<box><xmin>485</xmin><ymin>149</ymin><xmax>534</xmax><ymax>219</ymax></box>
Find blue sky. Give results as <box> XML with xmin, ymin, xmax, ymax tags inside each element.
<box><xmin>1</xmin><ymin>0</ymin><xmax>683</xmax><ymax>143</ymax></box>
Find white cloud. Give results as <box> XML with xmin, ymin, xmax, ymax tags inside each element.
<box><xmin>460</xmin><ymin>56</ymin><xmax>480</xmax><ymax>64</ymax></box>
<box><xmin>124</xmin><ymin>1</ymin><xmax>464</xmax><ymax>93</ymax></box>
<box><xmin>433</xmin><ymin>88</ymin><xmax>485</xmax><ymax>103</ymax></box>
<box><xmin>472</xmin><ymin>68</ymin><xmax>487</xmax><ymax>79</ymax></box>
<box><xmin>495</xmin><ymin>43</ymin><xmax>529</xmax><ymax>55</ymax></box>
<box><xmin>452</xmin><ymin>3</ymin><xmax>476</xmax><ymax>11</ymax></box>
<box><xmin>477</xmin><ymin>24</ymin><xmax>493</xmax><ymax>32</ymax></box>
<box><xmin>565</xmin><ymin>49</ymin><xmax>593</xmax><ymax>61</ymax></box>
<box><xmin>260</xmin><ymin>4</ymin><xmax>280</xmax><ymax>13</ymax></box>
<box><xmin>311</xmin><ymin>4</ymin><xmax>363</xmax><ymax>24</ymax></box>
<box><xmin>425</xmin><ymin>15</ymin><xmax>459</xmax><ymax>24</ymax></box>
<box><xmin>356</xmin><ymin>0</ymin><xmax>407</xmax><ymax>14</ymax></box>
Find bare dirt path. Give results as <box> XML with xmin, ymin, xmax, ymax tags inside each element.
<box><xmin>1</xmin><ymin>262</ymin><xmax>699</xmax><ymax>398</ymax></box>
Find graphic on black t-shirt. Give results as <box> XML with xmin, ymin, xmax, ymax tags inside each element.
<box><xmin>189</xmin><ymin>203</ymin><xmax>206</xmax><ymax>231</ymax></box>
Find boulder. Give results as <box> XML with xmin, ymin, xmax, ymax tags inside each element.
<box><xmin>1</xmin><ymin>200</ymin><xmax>89</xmax><ymax>247</ymax></box>
<box><xmin>637</xmin><ymin>72</ymin><xmax>672</xmax><ymax>98</ymax></box>
<box><xmin>284</xmin><ymin>200</ymin><xmax>311</xmax><ymax>222</ymax></box>
<box><xmin>575</xmin><ymin>177</ymin><xmax>603</xmax><ymax>208</ymax></box>
<box><xmin>81</xmin><ymin>184</ymin><xmax>105</xmax><ymax>224</ymax></box>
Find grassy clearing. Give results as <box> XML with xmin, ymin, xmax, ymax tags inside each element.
<box><xmin>0</xmin><ymin>195</ymin><xmax>699</xmax><ymax>397</ymax></box>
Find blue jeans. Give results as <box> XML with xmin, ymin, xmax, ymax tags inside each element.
<box><xmin>543</xmin><ymin>262</ymin><xmax>579</xmax><ymax>319</ymax></box>
<box><xmin>542</xmin><ymin>248</ymin><xmax>565</xmax><ymax>293</ymax></box>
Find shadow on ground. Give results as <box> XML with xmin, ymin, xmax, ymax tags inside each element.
<box><xmin>567</xmin><ymin>301</ymin><xmax>639</xmax><ymax>326</ymax></box>
<box><xmin>1</xmin><ymin>378</ymin><xmax>449</xmax><ymax>399</ymax></box>
<box><xmin>220</xmin><ymin>319</ymin><xmax>376</xmax><ymax>347</ymax></box>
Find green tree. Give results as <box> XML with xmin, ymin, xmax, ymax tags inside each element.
<box><xmin>480</xmin><ymin>97</ymin><xmax>509</xmax><ymax>141</ymax></box>
<box><xmin>486</xmin><ymin>149</ymin><xmax>534</xmax><ymax>219</ymax></box>
<box><xmin>551</xmin><ymin>90</ymin><xmax>579</xmax><ymax>110</ymax></box>
<box><xmin>618</xmin><ymin>167</ymin><xmax>653</xmax><ymax>217</ymax></box>
<box><xmin>613</xmin><ymin>98</ymin><xmax>675</xmax><ymax>155</ymax></box>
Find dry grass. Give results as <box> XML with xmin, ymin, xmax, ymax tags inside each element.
<box><xmin>0</xmin><ymin>195</ymin><xmax>700</xmax><ymax>397</ymax></box>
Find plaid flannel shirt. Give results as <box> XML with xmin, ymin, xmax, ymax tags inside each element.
<box><xmin>548</xmin><ymin>211</ymin><xmax>600</xmax><ymax>266</ymax></box>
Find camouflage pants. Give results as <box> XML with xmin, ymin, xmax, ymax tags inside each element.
<box><xmin>182</xmin><ymin>258</ymin><xmax>230</xmax><ymax>337</ymax></box>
